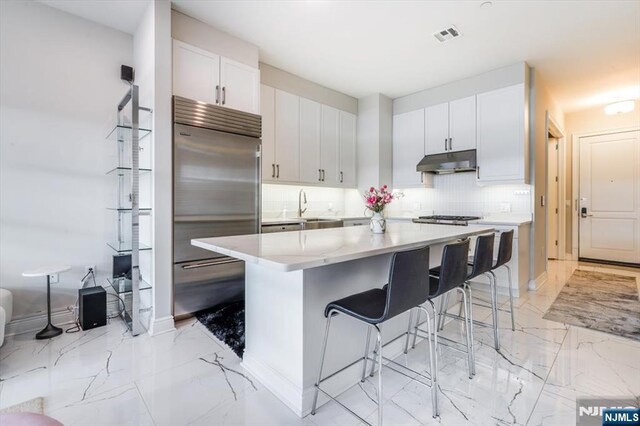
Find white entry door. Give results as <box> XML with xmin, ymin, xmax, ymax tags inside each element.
<box><xmin>548</xmin><ymin>139</ymin><xmax>559</xmax><ymax>259</ymax></box>
<box><xmin>579</xmin><ymin>130</ymin><xmax>640</xmax><ymax>263</ymax></box>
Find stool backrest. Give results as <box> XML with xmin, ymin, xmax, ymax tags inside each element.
<box><xmin>469</xmin><ymin>233</ymin><xmax>495</xmax><ymax>279</ymax></box>
<box><xmin>495</xmin><ymin>230</ymin><xmax>514</xmax><ymax>268</ymax></box>
<box><xmin>383</xmin><ymin>246</ymin><xmax>430</xmax><ymax>321</ymax></box>
<box><xmin>429</xmin><ymin>239</ymin><xmax>471</xmax><ymax>298</ymax></box>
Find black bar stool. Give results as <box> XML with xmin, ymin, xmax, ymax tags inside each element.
<box><xmin>311</xmin><ymin>246</ymin><xmax>438</xmax><ymax>424</ymax></box>
<box><xmin>406</xmin><ymin>238</ymin><xmax>475</xmax><ymax>378</ymax></box>
<box><xmin>438</xmin><ymin>233</ymin><xmax>503</xmax><ymax>350</ymax></box>
<box><xmin>489</xmin><ymin>230</ymin><xmax>516</xmax><ymax>331</ymax></box>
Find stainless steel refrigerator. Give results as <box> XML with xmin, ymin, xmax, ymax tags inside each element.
<box><xmin>173</xmin><ymin>96</ymin><xmax>261</xmax><ymax>319</ymax></box>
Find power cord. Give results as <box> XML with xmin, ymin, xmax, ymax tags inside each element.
<box><xmin>65</xmin><ymin>268</ymin><xmax>126</xmax><ymax>333</ymax></box>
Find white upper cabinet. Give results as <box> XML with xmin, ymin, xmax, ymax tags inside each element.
<box><xmin>260</xmin><ymin>85</ymin><xmax>276</xmax><ymax>181</ymax></box>
<box><xmin>424</xmin><ymin>103</ymin><xmax>449</xmax><ymax>155</ymax></box>
<box><xmin>339</xmin><ymin>111</ymin><xmax>357</xmax><ymax>187</ymax></box>
<box><xmin>220</xmin><ymin>57</ymin><xmax>260</xmax><ymax>114</ymax></box>
<box><xmin>393</xmin><ymin>109</ymin><xmax>425</xmax><ymax>187</ymax></box>
<box><xmin>424</xmin><ymin>96</ymin><xmax>476</xmax><ymax>155</ymax></box>
<box><xmin>299</xmin><ymin>98</ymin><xmax>322</xmax><ymax>183</ymax></box>
<box><xmin>172</xmin><ymin>40</ymin><xmax>260</xmax><ymax>114</ymax></box>
<box><xmin>476</xmin><ymin>83</ymin><xmax>527</xmax><ymax>184</ymax></box>
<box><xmin>274</xmin><ymin>90</ymin><xmax>300</xmax><ymax>182</ymax></box>
<box><xmin>448</xmin><ymin>95</ymin><xmax>476</xmax><ymax>152</ymax></box>
<box><xmin>173</xmin><ymin>40</ymin><xmax>220</xmax><ymax>105</ymax></box>
<box><xmin>320</xmin><ymin>105</ymin><xmax>340</xmax><ymax>185</ymax></box>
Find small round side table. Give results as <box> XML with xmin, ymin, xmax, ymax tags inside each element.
<box><xmin>22</xmin><ymin>266</ymin><xmax>71</xmax><ymax>339</ymax></box>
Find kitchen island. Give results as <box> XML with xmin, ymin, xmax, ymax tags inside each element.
<box><xmin>192</xmin><ymin>222</ymin><xmax>494</xmax><ymax>417</ymax></box>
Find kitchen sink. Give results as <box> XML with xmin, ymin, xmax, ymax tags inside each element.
<box><xmin>302</xmin><ymin>218</ymin><xmax>344</xmax><ymax>230</ymax></box>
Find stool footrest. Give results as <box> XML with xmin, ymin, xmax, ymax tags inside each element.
<box><xmin>314</xmin><ymin>386</ymin><xmax>371</xmax><ymax>426</ymax></box>
<box><xmin>441</xmin><ymin>312</ymin><xmax>495</xmax><ymax>329</ymax></box>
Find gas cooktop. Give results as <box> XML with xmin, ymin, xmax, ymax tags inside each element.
<box><xmin>413</xmin><ymin>215</ymin><xmax>482</xmax><ymax>226</ymax></box>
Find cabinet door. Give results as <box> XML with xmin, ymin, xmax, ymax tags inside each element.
<box><xmin>219</xmin><ymin>57</ymin><xmax>260</xmax><ymax>114</ymax></box>
<box><xmin>476</xmin><ymin>84</ymin><xmax>525</xmax><ymax>183</ymax></box>
<box><xmin>339</xmin><ymin>111</ymin><xmax>357</xmax><ymax>187</ymax></box>
<box><xmin>424</xmin><ymin>102</ymin><xmax>449</xmax><ymax>155</ymax></box>
<box><xmin>299</xmin><ymin>98</ymin><xmax>322</xmax><ymax>183</ymax></box>
<box><xmin>274</xmin><ymin>90</ymin><xmax>300</xmax><ymax>181</ymax></box>
<box><xmin>260</xmin><ymin>85</ymin><xmax>276</xmax><ymax>181</ymax></box>
<box><xmin>449</xmin><ymin>95</ymin><xmax>476</xmax><ymax>152</ymax></box>
<box><xmin>320</xmin><ymin>105</ymin><xmax>340</xmax><ymax>185</ymax></box>
<box><xmin>393</xmin><ymin>110</ymin><xmax>425</xmax><ymax>187</ymax></box>
<box><xmin>172</xmin><ymin>40</ymin><xmax>220</xmax><ymax>105</ymax></box>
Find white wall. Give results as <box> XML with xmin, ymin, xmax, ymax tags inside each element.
<box><xmin>0</xmin><ymin>1</ymin><xmax>132</xmax><ymax>322</ymax></box>
<box><xmin>134</xmin><ymin>0</ymin><xmax>174</xmax><ymax>335</ymax></box>
<box><xmin>357</xmin><ymin>94</ymin><xmax>393</xmax><ymax>192</ymax></box>
<box><xmin>171</xmin><ymin>9</ymin><xmax>259</xmax><ymax>68</ymax></box>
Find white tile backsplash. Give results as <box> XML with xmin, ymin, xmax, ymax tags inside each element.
<box><xmin>263</xmin><ymin>174</ymin><xmax>531</xmax><ymax>220</ymax></box>
<box><xmin>386</xmin><ymin>172</ymin><xmax>532</xmax><ymax>218</ymax></box>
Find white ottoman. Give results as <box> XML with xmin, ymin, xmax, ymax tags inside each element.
<box><xmin>0</xmin><ymin>288</ymin><xmax>13</xmax><ymax>346</ymax></box>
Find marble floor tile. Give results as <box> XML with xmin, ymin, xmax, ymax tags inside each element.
<box><xmin>1</xmin><ymin>260</ymin><xmax>638</xmax><ymax>425</ymax></box>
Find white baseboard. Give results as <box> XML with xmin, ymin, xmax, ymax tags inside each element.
<box><xmin>528</xmin><ymin>271</ymin><xmax>548</xmax><ymax>291</ymax></box>
<box><xmin>5</xmin><ymin>309</ymin><xmax>75</xmax><ymax>337</ymax></box>
<box><xmin>148</xmin><ymin>315</ymin><xmax>175</xmax><ymax>336</ymax></box>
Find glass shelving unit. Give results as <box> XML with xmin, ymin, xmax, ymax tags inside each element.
<box><xmin>106</xmin><ymin>84</ymin><xmax>152</xmax><ymax>336</ymax></box>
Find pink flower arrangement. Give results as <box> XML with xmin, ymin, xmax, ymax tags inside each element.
<box><xmin>363</xmin><ymin>185</ymin><xmax>401</xmax><ymax>213</ymax></box>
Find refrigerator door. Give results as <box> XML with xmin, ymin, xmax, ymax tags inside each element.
<box><xmin>173</xmin><ymin>123</ymin><xmax>260</xmax><ymax>263</ymax></box>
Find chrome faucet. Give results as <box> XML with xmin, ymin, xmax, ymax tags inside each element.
<box><xmin>298</xmin><ymin>189</ymin><xmax>307</xmax><ymax>217</ymax></box>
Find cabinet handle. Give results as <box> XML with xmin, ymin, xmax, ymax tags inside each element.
<box><xmin>272</xmin><ymin>164</ymin><xmax>275</xmax><ymax>178</ymax></box>
<box><xmin>215</xmin><ymin>85</ymin><xmax>220</xmax><ymax>104</ymax></box>
<box><xmin>322</xmin><ymin>169</ymin><xmax>325</xmax><ymax>181</ymax></box>
<box><xmin>318</xmin><ymin>169</ymin><xmax>322</xmax><ymax>181</ymax></box>
<box><xmin>445</xmin><ymin>138</ymin><xmax>448</xmax><ymax>151</ymax></box>
<box><xmin>222</xmin><ymin>87</ymin><xmax>226</xmax><ymax>105</ymax></box>
<box><xmin>276</xmin><ymin>164</ymin><xmax>280</xmax><ymax>178</ymax></box>
<box><xmin>340</xmin><ymin>171</ymin><xmax>343</xmax><ymax>183</ymax></box>
<box><xmin>477</xmin><ymin>166</ymin><xmax>480</xmax><ymax>179</ymax></box>
<box><xmin>449</xmin><ymin>137</ymin><xmax>452</xmax><ymax>151</ymax></box>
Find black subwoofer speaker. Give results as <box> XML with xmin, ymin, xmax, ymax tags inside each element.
<box><xmin>79</xmin><ymin>287</ymin><xmax>107</xmax><ymax>330</ymax></box>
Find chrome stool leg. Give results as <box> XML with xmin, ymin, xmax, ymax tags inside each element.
<box><xmin>438</xmin><ymin>293</ymin><xmax>450</xmax><ymax>331</ymax></box>
<box><xmin>411</xmin><ymin>308</ymin><xmax>420</xmax><ymax>350</ymax></box>
<box><xmin>456</xmin><ymin>286</ymin><xmax>474</xmax><ymax>378</ymax></box>
<box><xmin>403</xmin><ymin>308</ymin><xmax>414</xmax><ymax>354</ymax></box>
<box><xmin>311</xmin><ymin>312</ymin><xmax>334</xmax><ymax>415</ymax></box>
<box><xmin>423</xmin><ymin>301</ymin><xmax>439</xmax><ymax>417</ymax></box>
<box><xmin>505</xmin><ymin>265</ymin><xmax>516</xmax><ymax>331</ymax></box>
<box><xmin>486</xmin><ymin>272</ymin><xmax>500</xmax><ymax>350</ymax></box>
<box><xmin>464</xmin><ymin>282</ymin><xmax>476</xmax><ymax>377</ymax></box>
<box><xmin>374</xmin><ymin>325</ymin><xmax>383</xmax><ymax>426</ymax></box>
<box><xmin>361</xmin><ymin>326</ymin><xmax>372</xmax><ymax>382</ymax></box>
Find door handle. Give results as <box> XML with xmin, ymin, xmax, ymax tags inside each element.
<box><xmin>340</xmin><ymin>171</ymin><xmax>344</xmax><ymax>183</ymax></box>
<box><xmin>272</xmin><ymin>164</ymin><xmax>275</xmax><ymax>178</ymax></box>
<box><xmin>215</xmin><ymin>85</ymin><xmax>220</xmax><ymax>104</ymax></box>
<box><xmin>222</xmin><ymin>86</ymin><xmax>226</xmax><ymax>105</ymax></box>
<box><xmin>580</xmin><ymin>207</ymin><xmax>592</xmax><ymax>218</ymax></box>
<box><xmin>276</xmin><ymin>164</ymin><xmax>280</xmax><ymax>178</ymax></box>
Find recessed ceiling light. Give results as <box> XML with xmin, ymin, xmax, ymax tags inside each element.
<box><xmin>480</xmin><ymin>1</ymin><xmax>493</xmax><ymax>9</ymax></box>
<box><xmin>604</xmin><ymin>100</ymin><xmax>635</xmax><ymax>115</ymax></box>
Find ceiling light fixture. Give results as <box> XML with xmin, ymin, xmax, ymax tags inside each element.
<box><xmin>604</xmin><ymin>100</ymin><xmax>635</xmax><ymax>115</ymax></box>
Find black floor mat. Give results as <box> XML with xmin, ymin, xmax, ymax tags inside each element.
<box><xmin>195</xmin><ymin>301</ymin><xmax>245</xmax><ymax>358</ymax></box>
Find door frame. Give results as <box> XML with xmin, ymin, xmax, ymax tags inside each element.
<box><xmin>545</xmin><ymin>113</ymin><xmax>566</xmax><ymax>264</ymax></box>
<box><xmin>571</xmin><ymin>126</ymin><xmax>640</xmax><ymax>260</ymax></box>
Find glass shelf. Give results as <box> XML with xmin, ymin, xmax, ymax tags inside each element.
<box><xmin>107</xmin><ymin>207</ymin><xmax>152</xmax><ymax>213</ymax></box>
<box><xmin>108</xmin><ymin>276</ymin><xmax>152</xmax><ymax>294</ymax></box>
<box><xmin>106</xmin><ymin>125</ymin><xmax>152</xmax><ymax>143</ymax></box>
<box><xmin>107</xmin><ymin>241</ymin><xmax>152</xmax><ymax>253</ymax></box>
<box><xmin>106</xmin><ymin>167</ymin><xmax>152</xmax><ymax>176</ymax></box>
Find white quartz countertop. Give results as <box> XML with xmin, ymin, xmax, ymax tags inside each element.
<box><xmin>470</xmin><ymin>214</ymin><xmax>533</xmax><ymax>226</ymax></box>
<box><xmin>192</xmin><ymin>222</ymin><xmax>495</xmax><ymax>272</ymax></box>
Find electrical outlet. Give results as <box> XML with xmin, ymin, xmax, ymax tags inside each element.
<box><xmin>85</xmin><ymin>265</ymin><xmax>97</xmax><ymax>274</ymax></box>
<box><xmin>49</xmin><ymin>274</ymin><xmax>59</xmax><ymax>284</ymax></box>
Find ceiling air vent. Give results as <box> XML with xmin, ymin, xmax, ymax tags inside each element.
<box><xmin>433</xmin><ymin>25</ymin><xmax>461</xmax><ymax>43</ymax></box>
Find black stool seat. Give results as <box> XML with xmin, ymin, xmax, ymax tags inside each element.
<box><xmin>429</xmin><ymin>265</ymin><xmax>474</xmax><ymax>281</ymax></box>
<box><xmin>324</xmin><ymin>288</ymin><xmax>388</xmax><ymax>324</ymax></box>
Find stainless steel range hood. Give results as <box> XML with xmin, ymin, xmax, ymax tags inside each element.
<box><xmin>416</xmin><ymin>149</ymin><xmax>477</xmax><ymax>174</ymax></box>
